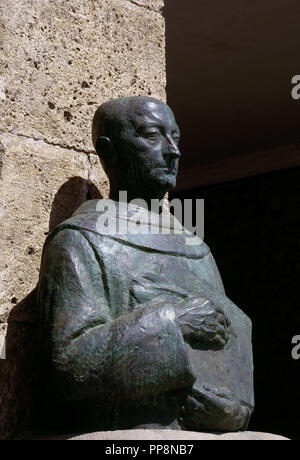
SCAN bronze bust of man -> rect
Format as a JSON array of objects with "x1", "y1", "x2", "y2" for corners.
[{"x1": 37, "y1": 96, "x2": 254, "y2": 433}]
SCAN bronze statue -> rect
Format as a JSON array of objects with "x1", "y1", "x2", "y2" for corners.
[{"x1": 37, "y1": 96, "x2": 254, "y2": 432}]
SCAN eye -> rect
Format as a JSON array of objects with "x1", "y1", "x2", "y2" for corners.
[{"x1": 143, "y1": 130, "x2": 160, "y2": 140}]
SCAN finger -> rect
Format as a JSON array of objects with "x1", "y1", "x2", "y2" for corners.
[
  {"x1": 191, "y1": 386, "x2": 228, "y2": 411},
  {"x1": 131, "y1": 285, "x2": 153, "y2": 304},
  {"x1": 216, "y1": 312, "x2": 227, "y2": 327},
  {"x1": 192, "y1": 386, "x2": 244, "y2": 421},
  {"x1": 200, "y1": 324, "x2": 220, "y2": 338},
  {"x1": 186, "y1": 395, "x2": 209, "y2": 415},
  {"x1": 214, "y1": 304, "x2": 225, "y2": 315},
  {"x1": 202, "y1": 321, "x2": 227, "y2": 341},
  {"x1": 209, "y1": 387, "x2": 235, "y2": 400},
  {"x1": 215, "y1": 306, "x2": 230, "y2": 325},
  {"x1": 131, "y1": 276, "x2": 152, "y2": 290},
  {"x1": 198, "y1": 299, "x2": 211, "y2": 308},
  {"x1": 131, "y1": 280, "x2": 166, "y2": 303},
  {"x1": 142, "y1": 272, "x2": 164, "y2": 284},
  {"x1": 215, "y1": 322, "x2": 229, "y2": 341},
  {"x1": 209, "y1": 336, "x2": 226, "y2": 349},
  {"x1": 199, "y1": 323, "x2": 228, "y2": 344},
  {"x1": 211, "y1": 306, "x2": 231, "y2": 329},
  {"x1": 208, "y1": 328, "x2": 230, "y2": 347}
]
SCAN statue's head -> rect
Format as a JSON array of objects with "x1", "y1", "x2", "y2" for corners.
[{"x1": 92, "y1": 96, "x2": 181, "y2": 199}]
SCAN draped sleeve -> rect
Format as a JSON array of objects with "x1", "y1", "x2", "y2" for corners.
[{"x1": 37, "y1": 228, "x2": 196, "y2": 404}]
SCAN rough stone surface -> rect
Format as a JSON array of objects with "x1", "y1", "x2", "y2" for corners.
[
  {"x1": 126, "y1": 0, "x2": 164, "y2": 13},
  {"x1": 0, "y1": 133, "x2": 109, "y2": 323},
  {"x1": 0, "y1": 135, "x2": 108, "y2": 440},
  {"x1": 0, "y1": 0, "x2": 166, "y2": 152},
  {"x1": 0, "y1": 0, "x2": 166, "y2": 440},
  {"x1": 17, "y1": 429, "x2": 290, "y2": 440}
]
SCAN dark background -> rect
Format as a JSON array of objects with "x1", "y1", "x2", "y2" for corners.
[{"x1": 165, "y1": 1, "x2": 300, "y2": 439}]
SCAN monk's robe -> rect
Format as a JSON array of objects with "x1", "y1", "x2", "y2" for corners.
[{"x1": 37, "y1": 199, "x2": 254, "y2": 432}]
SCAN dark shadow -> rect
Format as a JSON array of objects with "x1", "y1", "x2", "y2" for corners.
[
  {"x1": 49, "y1": 177, "x2": 102, "y2": 232},
  {"x1": 1, "y1": 177, "x2": 103, "y2": 439},
  {"x1": 0, "y1": 289, "x2": 38, "y2": 440},
  {"x1": 164, "y1": 0, "x2": 300, "y2": 180},
  {"x1": 171, "y1": 166, "x2": 300, "y2": 440}
]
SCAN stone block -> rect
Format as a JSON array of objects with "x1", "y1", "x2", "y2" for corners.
[
  {"x1": 0, "y1": 0, "x2": 166, "y2": 152},
  {"x1": 125, "y1": 0, "x2": 164, "y2": 13},
  {"x1": 0, "y1": 133, "x2": 108, "y2": 323}
]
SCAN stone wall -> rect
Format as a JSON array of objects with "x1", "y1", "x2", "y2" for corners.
[{"x1": 0, "y1": 0, "x2": 165, "y2": 439}]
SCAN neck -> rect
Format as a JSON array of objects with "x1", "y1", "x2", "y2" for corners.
[{"x1": 109, "y1": 187, "x2": 167, "y2": 211}]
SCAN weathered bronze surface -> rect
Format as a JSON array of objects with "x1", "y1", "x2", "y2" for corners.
[{"x1": 37, "y1": 97, "x2": 254, "y2": 432}]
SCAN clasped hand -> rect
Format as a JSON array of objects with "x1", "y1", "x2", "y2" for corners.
[
  {"x1": 175, "y1": 297, "x2": 229, "y2": 349},
  {"x1": 132, "y1": 272, "x2": 230, "y2": 350}
]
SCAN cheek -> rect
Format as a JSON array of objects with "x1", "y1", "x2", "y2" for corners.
[
  {"x1": 118, "y1": 138, "x2": 164, "y2": 170},
  {"x1": 139, "y1": 141, "x2": 164, "y2": 162},
  {"x1": 133, "y1": 145, "x2": 162, "y2": 167}
]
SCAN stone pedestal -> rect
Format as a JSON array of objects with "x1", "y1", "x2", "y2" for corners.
[{"x1": 18, "y1": 429, "x2": 290, "y2": 440}]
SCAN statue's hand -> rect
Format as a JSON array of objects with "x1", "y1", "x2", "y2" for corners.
[
  {"x1": 131, "y1": 272, "x2": 229, "y2": 350},
  {"x1": 181, "y1": 384, "x2": 251, "y2": 432},
  {"x1": 175, "y1": 298, "x2": 230, "y2": 350}
]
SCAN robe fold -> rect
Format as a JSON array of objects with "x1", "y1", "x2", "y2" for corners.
[{"x1": 37, "y1": 199, "x2": 254, "y2": 431}]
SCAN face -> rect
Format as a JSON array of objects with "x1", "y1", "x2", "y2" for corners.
[{"x1": 112, "y1": 99, "x2": 181, "y2": 196}]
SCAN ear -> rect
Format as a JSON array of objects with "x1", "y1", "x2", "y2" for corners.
[{"x1": 95, "y1": 136, "x2": 112, "y2": 161}]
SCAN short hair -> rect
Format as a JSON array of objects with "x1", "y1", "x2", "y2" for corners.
[
  {"x1": 92, "y1": 98, "x2": 123, "y2": 150},
  {"x1": 92, "y1": 96, "x2": 166, "y2": 150}
]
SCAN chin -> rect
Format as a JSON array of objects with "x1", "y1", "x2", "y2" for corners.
[{"x1": 150, "y1": 173, "x2": 177, "y2": 192}]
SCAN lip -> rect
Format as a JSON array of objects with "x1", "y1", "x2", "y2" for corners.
[
  {"x1": 165, "y1": 168, "x2": 177, "y2": 174},
  {"x1": 159, "y1": 167, "x2": 178, "y2": 174}
]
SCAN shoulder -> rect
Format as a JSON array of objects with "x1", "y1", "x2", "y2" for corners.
[
  {"x1": 42, "y1": 227, "x2": 95, "y2": 265},
  {"x1": 45, "y1": 199, "x2": 110, "y2": 247}
]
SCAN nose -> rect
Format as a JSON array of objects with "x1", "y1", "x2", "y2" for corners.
[{"x1": 164, "y1": 136, "x2": 181, "y2": 160}]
